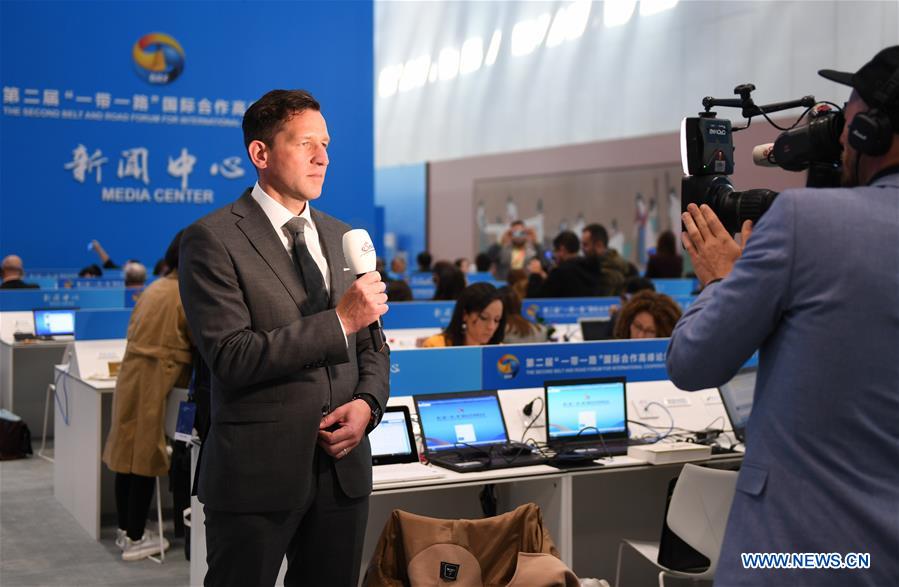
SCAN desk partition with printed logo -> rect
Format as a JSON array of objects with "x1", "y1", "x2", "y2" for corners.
[
  {"x1": 389, "y1": 340, "x2": 672, "y2": 396},
  {"x1": 521, "y1": 298, "x2": 621, "y2": 324},
  {"x1": 482, "y1": 340, "x2": 670, "y2": 388}
]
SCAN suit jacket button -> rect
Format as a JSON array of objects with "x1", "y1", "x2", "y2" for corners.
[{"x1": 322, "y1": 404, "x2": 330, "y2": 416}]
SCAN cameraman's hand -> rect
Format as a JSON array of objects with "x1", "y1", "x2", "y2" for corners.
[
  {"x1": 681, "y1": 203, "x2": 753, "y2": 286},
  {"x1": 335, "y1": 272, "x2": 388, "y2": 334}
]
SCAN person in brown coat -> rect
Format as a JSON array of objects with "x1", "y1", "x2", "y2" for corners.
[{"x1": 102, "y1": 231, "x2": 192, "y2": 561}]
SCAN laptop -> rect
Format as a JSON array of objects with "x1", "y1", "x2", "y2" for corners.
[
  {"x1": 414, "y1": 390, "x2": 546, "y2": 473},
  {"x1": 370, "y1": 406, "x2": 445, "y2": 485},
  {"x1": 579, "y1": 317, "x2": 615, "y2": 341},
  {"x1": 544, "y1": 377, "x2": 645, "y2": 457},
  {"x1": 32, "y1": 308, "x2": 76, "y2": 340},
  {"x1": 717, "y1": 366, "x2": 756, "y2": 443}
]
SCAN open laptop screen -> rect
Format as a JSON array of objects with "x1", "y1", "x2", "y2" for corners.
[
  {"x1": 579, "y1": 318, "x2": 614, "y2": 341},
  {"x1": 33, "y1": 309, "x2": 75, "y2": 337},
  {"x1": 545, "y1": 377, "x2": 628, "y2": 442},
  {"x1": 415, "y1": 391, "x2": 508, "y2": 452},
  {"x1": 369, "y1": 406, "x2": 418, "y2": 465},
  {"x1": 718, "y1": 367, "x2": 756, "y2": 441}
]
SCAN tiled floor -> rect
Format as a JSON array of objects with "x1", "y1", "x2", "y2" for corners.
[{"x1": 0, "y1": 450, "x2": 190, "y2": 586}]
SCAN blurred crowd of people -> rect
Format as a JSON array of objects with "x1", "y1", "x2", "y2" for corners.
[
  {"x1": 379, "y1": 219, "x2": 686, "y2": 348},
  {"x1": 3, "y1": 218, "x2": 685, "y2": 351}
]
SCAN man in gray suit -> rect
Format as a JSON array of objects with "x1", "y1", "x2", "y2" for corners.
[
  {"x1": 668, "y1": 47, "x2": 899, "y2": 585},
  {"x1": 180, "y1": 89, "x2": 389, "y2": 586}
]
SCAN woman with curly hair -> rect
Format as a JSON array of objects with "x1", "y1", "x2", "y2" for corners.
[{"x1": 613, "y1": 290, "x2": 682, "y2": 339}]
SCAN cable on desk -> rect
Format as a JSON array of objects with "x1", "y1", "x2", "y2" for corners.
[
  {"x1": 627, "y1": 400, "x2": 675, "y2": 442},
  {"x1": 519, "y1": 396, "x2": 543, "y2": 444},
  {"x1": 53, "y1": 368, "x2": 70, "y2": 426}
]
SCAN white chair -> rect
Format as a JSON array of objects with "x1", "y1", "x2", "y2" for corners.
[
  {"x1": 614, "y1": 464, "x2": 738, "y2": 587},
  {"x1": 147, "y1": 386, "x2": 190, "y2": 564}
]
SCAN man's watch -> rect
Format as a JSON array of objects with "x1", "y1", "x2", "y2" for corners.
[{"x1": 353, "y1": 393, "x2": 382, "y2": 434}]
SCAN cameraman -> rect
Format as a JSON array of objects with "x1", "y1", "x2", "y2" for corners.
[{"x1": 668, "y1": 47, "x2": 899, "y2": 585}]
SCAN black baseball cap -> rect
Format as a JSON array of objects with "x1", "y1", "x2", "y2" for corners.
[{"x1": 819, "y1": 46, "x2": 899, "y2": 118}]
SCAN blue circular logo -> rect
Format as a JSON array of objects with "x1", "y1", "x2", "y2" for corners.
[
  {"x1": 497, "y1": 354, "x2": 520, "y2": 379},
  {"x1": 132, "y1": 33, "x2": 185, "y2": 85}
]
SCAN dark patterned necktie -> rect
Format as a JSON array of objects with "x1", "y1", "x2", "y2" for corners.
[{"x1": 284, "y1": 217, "x2": 329, "y2": 314}]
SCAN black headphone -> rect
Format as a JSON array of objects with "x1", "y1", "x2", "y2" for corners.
[{"x1": 849, "y1": 66, "x2": 899, "y2": 156}]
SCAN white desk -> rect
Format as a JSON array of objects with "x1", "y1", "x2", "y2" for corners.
[
  {"x1": 52, "y1": 367, "x2": 116, "y2": 540},
  {"x1": 53, "y1": 357, "x2": 184, "y2": 541},
  {"x1": 189, "y1": 448, "x2": 740, "y2": 584},
  {"x1": 187, "y1": 380, "x2": 741, "y2": 583},
  {"x1": 0, "y1": 339, "x2": 69, "y2": 436}
]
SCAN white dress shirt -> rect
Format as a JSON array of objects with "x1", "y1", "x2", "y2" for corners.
[
  {"x1": 250, "y1": 182, "x2": 347, "y2": 343},
  {"x1": 251, "y1": 182, "x2": 331, "y2": 294}
]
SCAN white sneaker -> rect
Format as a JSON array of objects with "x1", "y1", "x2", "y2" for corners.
[
  {"x1": 121, "y1": 529, "x2": 170, "y2": 561},
  {"x1": 115, "y1": 529, "x2": 127, "y2": 551}
]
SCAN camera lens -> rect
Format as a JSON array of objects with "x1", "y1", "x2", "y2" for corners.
[{"x1": 708, "y1": 178, "x2": 779, "y2": 233}]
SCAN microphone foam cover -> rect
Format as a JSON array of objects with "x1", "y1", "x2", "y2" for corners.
[{"x1": 342, "y1": 229, "x2": 377, "y2": 274}]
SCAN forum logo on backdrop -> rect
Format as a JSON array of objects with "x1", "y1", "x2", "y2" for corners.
[
  {"x1": 497, "y1": 354, "x2": 520, "y2": 380},
  {"x1": 132, "y1": 33, "x2": 185, "y2": 85}
]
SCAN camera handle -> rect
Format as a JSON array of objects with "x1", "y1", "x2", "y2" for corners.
[{"x1": 702, "y1": 84, "x2": 816, "y2": 121}]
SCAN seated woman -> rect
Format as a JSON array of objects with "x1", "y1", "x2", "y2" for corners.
[
  {"x1": 422, "y1": 283, "x2": 506, "y2": 347},
  {"x1": 645, "y1": 230, "x2": 683, "y2": 279},
  {"x1": 432, "y1": 261, "x2": 467, "y2": 301},
  {"x1": 613, "y1": 290, "x2": 682, "y2": 339},
  {"x1": 500, "y1": 287, "x2": 549, "y2": 344}
]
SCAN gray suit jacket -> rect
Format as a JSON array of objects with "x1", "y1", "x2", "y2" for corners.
[
  {"x1": 180, "y1": 189, "x2": 389, "y2": 512},
  {"x1": 667, "y1": 173, "x2": 899, "y2": 586}
]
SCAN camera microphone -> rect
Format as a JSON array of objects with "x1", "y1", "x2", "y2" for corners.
[
  {"x1": 341, "y1": 229, "x2": 387, "y2": 353},
  {"x1": 752, "y1": 143, "x2": 777, "y2": 167}
]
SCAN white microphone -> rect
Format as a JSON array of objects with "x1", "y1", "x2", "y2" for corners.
[
  {"x1": 752, "y1": 143, "x2": 777, "y2": 167},
  {"x1": 341, "y1": 229, "x2": 386, "y2": 352}
]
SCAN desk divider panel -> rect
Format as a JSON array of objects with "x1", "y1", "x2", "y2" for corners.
[
  {"x1": 382, "y1": 301, "x2": 455, "y2": 329},
  {"x1": 389, "y1": 339, "x2": 672, "y2": 396},
  {"x1": 74, "y1": 309, "x2": 132, "y2": 341},
  {"x1": 0, "y1": 289, "x2": 130, "y2": 311},
  {"x1": 651, "y1": 278, "x2": 699, "y2": 296},
  {"x1": 521, "y1": 298, "x2": 620, "y2": 324},
  {"x1": 57, "y1": 278, "x2": 125, "y2": 289},
  {"x1": 385, "y1": 296, "x2": 697, "y2": 331}
]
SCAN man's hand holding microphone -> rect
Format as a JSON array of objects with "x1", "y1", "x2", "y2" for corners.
[{"x1": 321, "y1": 229, "x2": 388, "y2": 460}]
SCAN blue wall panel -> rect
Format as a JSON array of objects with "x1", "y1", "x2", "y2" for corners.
[
  {"x1": 374, "y1": 164, "x2": 426, "y2": 265},
  {"x1": 1, "y1": 1, "x2": 374, "y2": 269}
]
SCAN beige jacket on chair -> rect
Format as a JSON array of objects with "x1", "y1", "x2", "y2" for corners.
[{"x1": 364, "y1": 503, "x2": 579, "y2": 587}]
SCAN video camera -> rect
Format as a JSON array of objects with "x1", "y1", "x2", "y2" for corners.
[{"x1": 681, "y1": 83, "x2": 844, "y2": 233}]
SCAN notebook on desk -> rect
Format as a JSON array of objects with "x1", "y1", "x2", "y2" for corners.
[
  {"x1": 718, "y1": 366, "x2": 756, "y2": 443},
  {"x1": 414, "y1": 390, "x2": 546, "y2": 473},
  {"x1": 370, "y1": 406, "x2": 445, "y2": 485},
  {"x1": 544, "y1": 377, "x2": 646, "y2": 458}
]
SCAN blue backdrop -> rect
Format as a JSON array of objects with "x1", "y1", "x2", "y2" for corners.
[
  {"x1": 0, "y1": 1, "x2": 375, "y2": 269},
  {"x1": 374, "y1": 163, "x2": 427, "y2": 265}
]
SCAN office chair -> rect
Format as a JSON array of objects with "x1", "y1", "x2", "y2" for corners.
[{"x1": 614, "y1": 464, "x2": 738, "y2": 587}]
